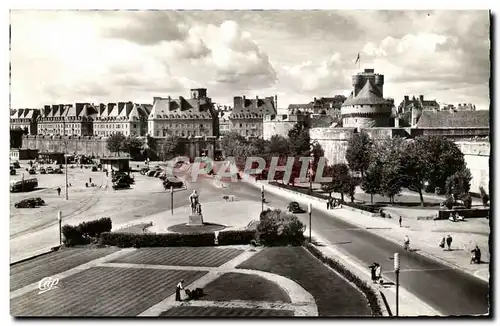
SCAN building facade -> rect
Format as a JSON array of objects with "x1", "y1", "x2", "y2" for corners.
[
  {"x1": 398, "y1": 95, "x2": 440, "y2": 126},
  {"x1": 94, "y1": 102, "x2": 151, "y2": 137},
  {"x1": 10, "y1": 108, "x2": 39, "y2": 135},
  {"x1": 148, "y1": 88, "x2": 218, "y2": 138},
  {"x1": 37, "y1": 103, "x2": 97, "y2": 136},
  {"x1": 341, "y1": 69, "x2": 393, "y2": 128},
  {"x1": 263, "y1": 112, "x2": 310, "y2": 140},
  {"x1": 229, "y1": 95, "x2": 277, "y2": 138},
  {"x1": 288, "y1": 95, "x2": 345, "y2": 118}
]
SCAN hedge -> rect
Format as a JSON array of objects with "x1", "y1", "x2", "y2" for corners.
[
  {"x1": 62, "y1": 225, "x2": 88, "y2": 246},
  {"x1": 62, "y1": 217, "x2": 112, "y2": 246},
  {"x1": 99, "y1": 232, "x2": 216, "y2": 248},
  {"x1": 217, "y1": 230, "x2": 256, "y2": 245},
  {"x1": 304, "y1": 243, "x2": 383, "y2": 316},
  {"x1": 341, "y1": 201, "x2": 380, "y2": 213}
]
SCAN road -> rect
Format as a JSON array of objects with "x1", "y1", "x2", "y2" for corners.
[{"x1": 194, "y1": 168, "x2": 489, "y2": 316}]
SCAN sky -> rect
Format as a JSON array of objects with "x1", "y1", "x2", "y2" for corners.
[{"x1": 10, "y1": 10, "x2": 491, "y2": 110}]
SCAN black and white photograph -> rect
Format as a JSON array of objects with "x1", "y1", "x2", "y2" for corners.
[{"x1": 6, "y1": 5, "x2": 492, "y2": 318}]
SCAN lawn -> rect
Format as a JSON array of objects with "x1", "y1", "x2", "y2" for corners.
[
  {"x1": 11, "y1": 266, "x2": 207, "y2": 316},
  {"x1": 237, "y1": 247, "x2": 372, "y2": 316},
  {"x1": 159, "y1": 306, "x2": 293, "y2": 317},
  {"x1": 110, "y1": 247, "x2": 243, "y2": 267},
  {"x1": 10, "y1": 247, "x2": 120, "y2": 291},
  {"x1": 202, "y1": 272, "x2": 291, "y2": 302}
]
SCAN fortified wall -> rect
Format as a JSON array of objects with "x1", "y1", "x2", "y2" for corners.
[
  {"x1": 21, "y1": 135, "x2": 221, "y2": 159},
  {"x1": 310, "y1": 127, "x2": 490, "y2": 194}
]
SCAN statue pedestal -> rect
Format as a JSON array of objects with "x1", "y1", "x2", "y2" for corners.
[{"x1": 188, "y1": 213, "x2": 204, "y2": 226}]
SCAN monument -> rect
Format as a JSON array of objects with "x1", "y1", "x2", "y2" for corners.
[{"x1": 188, "y1": 190, "x2": 204, "y2": 226}]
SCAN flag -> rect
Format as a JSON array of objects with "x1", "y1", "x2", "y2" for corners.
[{"x1": 355, "y1": 53, "x2": 360, "y2": 64}]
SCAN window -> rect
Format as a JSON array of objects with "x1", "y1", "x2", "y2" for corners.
[
  {"x1": 239, "y1": 123, "x2": 242, "y2": 128},
  {"x1": 133, "y1": 124, "x2": 137, "y2": 128}
]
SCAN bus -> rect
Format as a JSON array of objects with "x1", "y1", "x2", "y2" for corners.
[{"x1": 10, "y1": 178, "x2": 38, "y2": 193}]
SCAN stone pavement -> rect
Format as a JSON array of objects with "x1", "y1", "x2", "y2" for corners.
[{"x1": 11, "y1": 247, "x2": 318, "y2": 317}]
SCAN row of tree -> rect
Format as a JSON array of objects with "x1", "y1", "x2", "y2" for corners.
[
  {"x1": 105, "y1": 133, "x2": 183, "y2": 160},
  {"x1": 337, "y1": 132, "x2": 474, "y2": 206}
]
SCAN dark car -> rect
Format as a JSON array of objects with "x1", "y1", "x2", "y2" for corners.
[
  {"x1": 163, "y1": 177, "x2": 184, "y2": 190},
  {"x1": 154, "y1": 171, "x2": 162, "y2": 178},
  {"x1": 91, "y1": 166, "x2": 98, "y2": 172},
  {"x1": 287, "y1": 201, "x2": 306, "y2": 214},
  {"x1": 147, "y1": 170, "x2": 157, "y2": 177},
  {"x1": 111, "y1": 172, "x2": 129, "y2": 183},
  {"x1": 39, "y1": 167, "x2": 46, "y2": 174},
  {"x1": 28, "y1": 168, "x2": 36, "y2": 175},
  {"x1": 15, "y1": 197, "x2": 45, "y2": 208},
  {"x1": 112, "y1": 179, "x2": 131, "y2": 190},
  {"x1": 12, "y1": 161, "x2": 21, "y2": 169},
  {"x1": 113, "y1": 174, "x2": 134, "y2": 185},
  {"x1": 54, "y1": 168, "x2": 63, "y2": 174},
  {"x1": 46, "y1": 167, "x2": 54, "y2": 174},
  {"x1": 140, "y1": 167, "x2": 149, "y2": 175},
  {"x1": 10, "y1": 168, "x2": 16, "y2": 175}
]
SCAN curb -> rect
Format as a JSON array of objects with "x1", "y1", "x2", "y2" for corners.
[{"x1": 10, "y1": 246, "x2": 59, "y2": 266}]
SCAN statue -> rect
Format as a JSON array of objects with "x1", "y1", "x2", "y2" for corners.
[
  {"x1": 196, "y1": 203, "x2": 202, "y2": 215},
  {"x1": 189, "y1": 190, "x2": 199, "y2": 214}
]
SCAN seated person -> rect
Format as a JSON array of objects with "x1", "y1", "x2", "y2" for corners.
[{"x1": 470, "y1": 246, "x2": 481, "y2": 264}]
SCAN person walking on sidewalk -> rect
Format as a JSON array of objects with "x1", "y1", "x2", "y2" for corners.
[
  {"x1": 446, "y1": 234, "x2": 453, "y2": 251},
  {"x1": 399, "y1": 216, "x2": 402, "y2": 227},
  {"x1": 404, "y1": 235, "x2": 410, "y2": 251},
  {"x1": 375, "y1": 263, "x2": 382, "y2": 284},
  {"x1": 56, "y1": 187, "x2": 61, "y2": 196},
  {"x1": 369, "y1": 263, "x2": 377, "y2": 283},
  {"x1": 439, "y1": 236, "x2": 445, "y2": 249},
  {"x1": 175, "y1": 280, "x2": 184, "y2": 302}
]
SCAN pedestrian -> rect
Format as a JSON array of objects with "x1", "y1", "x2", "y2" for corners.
[
  {"x1": 369, "y1": 263, "x2": 377, "y2": 283},
  {"x1": 175, "y1": 280, "x2": 184, "y2": 302},
  {"x1": 57, "y1": 187, "x2": 61, "y2": 196},
  {"x1": 89, "y1": 177, "x2": 92, "y2": 184},
  {"x1": 399, "y1": 216, "x2": 402, "y2": 227},
  {"x1": 446, "y1": 234, "x2": 453, "y2": 251},
  {"x1": 375, "y1": 263, "x2": 382, "y2": 284},
  {"x1": 106, "y1": 171, "x2": 109, "y2": 177},
  {"x1": 439, "y1": 236, "x2": 445, "y2": 249},
  {"x1": 404, "y1": 235, "x2": 410, "y2": 251}
]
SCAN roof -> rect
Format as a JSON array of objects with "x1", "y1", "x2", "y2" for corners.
[
  {"x1": 288, "y1": 103, "x2": 313, "y2": 109},
  {"x1": 342, "y1": 80, "x2": 390, "y2": 106},
  {"x1": 149, "y1": 96, "x2": 215, "y2": 119},
  {"x1": 310, "y1": 115, "x2": 335, "y2": 128},
  {"x1": 231, "y1": 97, "x2": 276, "y2": 117},
  {"x1": 416, "y1": 110, "x2": 490, "y2": 128}
]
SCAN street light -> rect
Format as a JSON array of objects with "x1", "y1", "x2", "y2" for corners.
[
  {"x1": 58, "y1": 211, "x2": 62, "y2": 245},
  {"x1": 394, "y1": 253, "x2": 400, "y2": 316},
  {"x1": 308, "y1": 203, "x2": 312, "y2": 242},
  {"x1": 170, "y1": 186, "x2": 174, "y2": 215},
  {"x1": 261, "y1": 185, "x2": 265, "y2": 212},
  {"x1": 64, "y1": 154, "x2": 71, "y2": 200},
  {"x1": 308, "y1": 153, "x2": 314, "y2": 195}
]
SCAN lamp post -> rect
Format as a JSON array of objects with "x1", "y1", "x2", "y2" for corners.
[
  {"x1": 261, "y1": 185, "x2": 265, "y2": 213},
  {"x1": 394, "y1": 253, "x2": 400, "y2": 316},
  {"x1": 170, "y1": 186, "x2": 174, "y2": 215},
  {"x1": 308, "y1": 153, "x2": 314, "y2": 195},
  {"x1": 64, "y1": 154, "x2": 70, "y2": 200},
  {"x1": 308, "y1": 203, "x2": 312, "y2": 242},
  {"x1": 58, "y1": 211, "x2": 62, "y2": 245}
]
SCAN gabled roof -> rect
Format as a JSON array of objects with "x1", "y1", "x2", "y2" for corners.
[
  {"x1": 416, "y1": 110, "x2": 490, "y2": 128},
  {"x1": 342, "y1": 79, "x2": 390, "y2": 106},
  {"x1": 231, "y1": 97, "x2": 276, "y2": 117}
]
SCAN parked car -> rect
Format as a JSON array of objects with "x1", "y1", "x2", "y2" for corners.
[
  {"x1": 54, "y1": 168, "x2": 63, "y2": 174},
  {"x1": 10, "y1": 168, "x2": 16, "y2": 175},
  {"x1": 112, "y1": 179, "x2": 131, "y2": 190},
  {"x1": 287, "y1": 201, "x2": 306, "y2": 214},
  {"x1": 111, "y1": 172, "x2": 129, "y2": 183},
  {"x1": 147, "y1": 170, "x2": 157, "y2": 177},
  {"x1": 46, "y1": 167, "x2": 54, "y2": 174},
  {"x1": 163, "y1": 176, "x2": 184, "y2": 190},
  {"x1": 91, "y1": 166, "x2": 98, "y2": 172},
  {"x1": 113, "y1": 175, "x2": 134, "y2": 185},
  {"x1": 154, "y1": 171, "x2": 162, "y2": 178},
  {"x1": 28, "y1": 168, "x2": 36, "y2": 175},
  {"x1": 140, "y1": 168, "x2": 149, "y2": 175},
  {"x1": 14, "y1": 197, "x2": 45, "y2": 208},
  {"x1": 39, "y1": 167, "x2": 46, "y2": 174},
  {"x1": 12, "y1": 161, "x2": 21, "y2": 169}
]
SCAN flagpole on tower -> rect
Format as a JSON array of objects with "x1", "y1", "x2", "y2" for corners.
[{"x1": 355, "y1": 52, "x2": 360, "y2": 70}]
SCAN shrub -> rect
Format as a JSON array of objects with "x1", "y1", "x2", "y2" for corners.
[
  {"x1": 99, "y1": 232, "x2": 216, "y2": 248},
  {"x1": 257, "y1": 209, "x2": 305, "y2": 246},
  {"x1": 78, "y1": 217, "x2": 112, "y2": 238},
  {"x1": 443, "y1": 196, "x2": 454, "y2": 210},
  {"x1": 218, "y1": 230, "x2": 256, "y2": 245},
  {"x1": 461, "y1": 193, "x2": 472, "y2": 209},
  {"x1": 304, "y1": 243, "x2": 382, "y2": 316},
  {"x1": 479, "y1": 186, "x2": 490, "y2": 207},
  {"x1": 62, "y1": 225, "x2": 88, "y2": 246}
]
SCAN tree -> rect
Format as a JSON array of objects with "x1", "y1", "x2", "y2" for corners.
[
  {"x1": 422, "y1": 136, "x2": 467, "y2": 194},
  {"x1": 122, "y1": 136, "x2": 143, "y2": 159},
  {"x1": 479, "y1": 186, "x2": 490, "y2": 207},
  {"x1": 345, "y1": 177, "x2": 357, "y2": 203},
  {"x1": 345, "y1": 131, "x2": 373, "y2": 178},
  {"x1": 106, "y1": 133, "x2": 126, "y2": 156},
  {"x1": 399, "y1": 138, "x2": 431, "y2": 206},
  {"x1": 445, "y1": 168, "x2": 472, "y2": 198},
  {"x1": 361, "y1": 162, "x2": 383, "y2": 204},
  {"x1": 323, "y1": 163, "x2": 351, "y2": 202},
  {"x1": 266, "y1": 135, "x2": 290, "y2": 157},
  {"x1": 220, "y1": 131, "x2": 248, "y2": 157},
  {"x1": 376, "y1": 138, "x2": 404, "y2": 203},
  {"x1": 158, "y1": 136, "x2": 180, "y2": 160},
  {"x1": 288, "y1": 122, "x2": 310, "y2": 157}
]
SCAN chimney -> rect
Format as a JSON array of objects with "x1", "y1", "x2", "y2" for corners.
[
  {"x1": 404, "y1": 95, "x2": 409, "y2": 102},
  {"x1": 243, "y1": 95, "x2": 246, "y2": 106},
  {"x1": 234, "y1": 96, "x2": 243, "y2": 108},
  {"x1": 419, "y1": 95, "x2": 424, "y2": 102},
  {"x1": 274, "y1": 94, "x2": 278, "y2": 109},
  {"x1": 255, "y1": 96, "x2": 259, "y2": 109},
  {"x1": 394, "y1": 117, "x2": 400, "y2": 128}
]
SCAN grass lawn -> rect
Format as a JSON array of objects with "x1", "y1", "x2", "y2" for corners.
[
  {"x1": 160, "y1": 306, "x2": 293, "y2": 317},
  {"x1": 10, "y1": 247, "x2": 120, "y2": 291},
  {"x1": 202, "y1": 272, "x2": 291, "y2": 302},
  {"x1": 237, "y1": 247, "x2": 372, "y2": 316},
  {"x1": 11, "y1": 266, "x2": 207, "y2": 316},
  {"x1": 114, "y1": 223, "x2": 152, "y2": 234},
  {"x1": 110, "y1": 247, "x2": 243, "y2": 267},
  {"x1": 167, "y1": 223, "x2": 226, "y2": 233}
]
